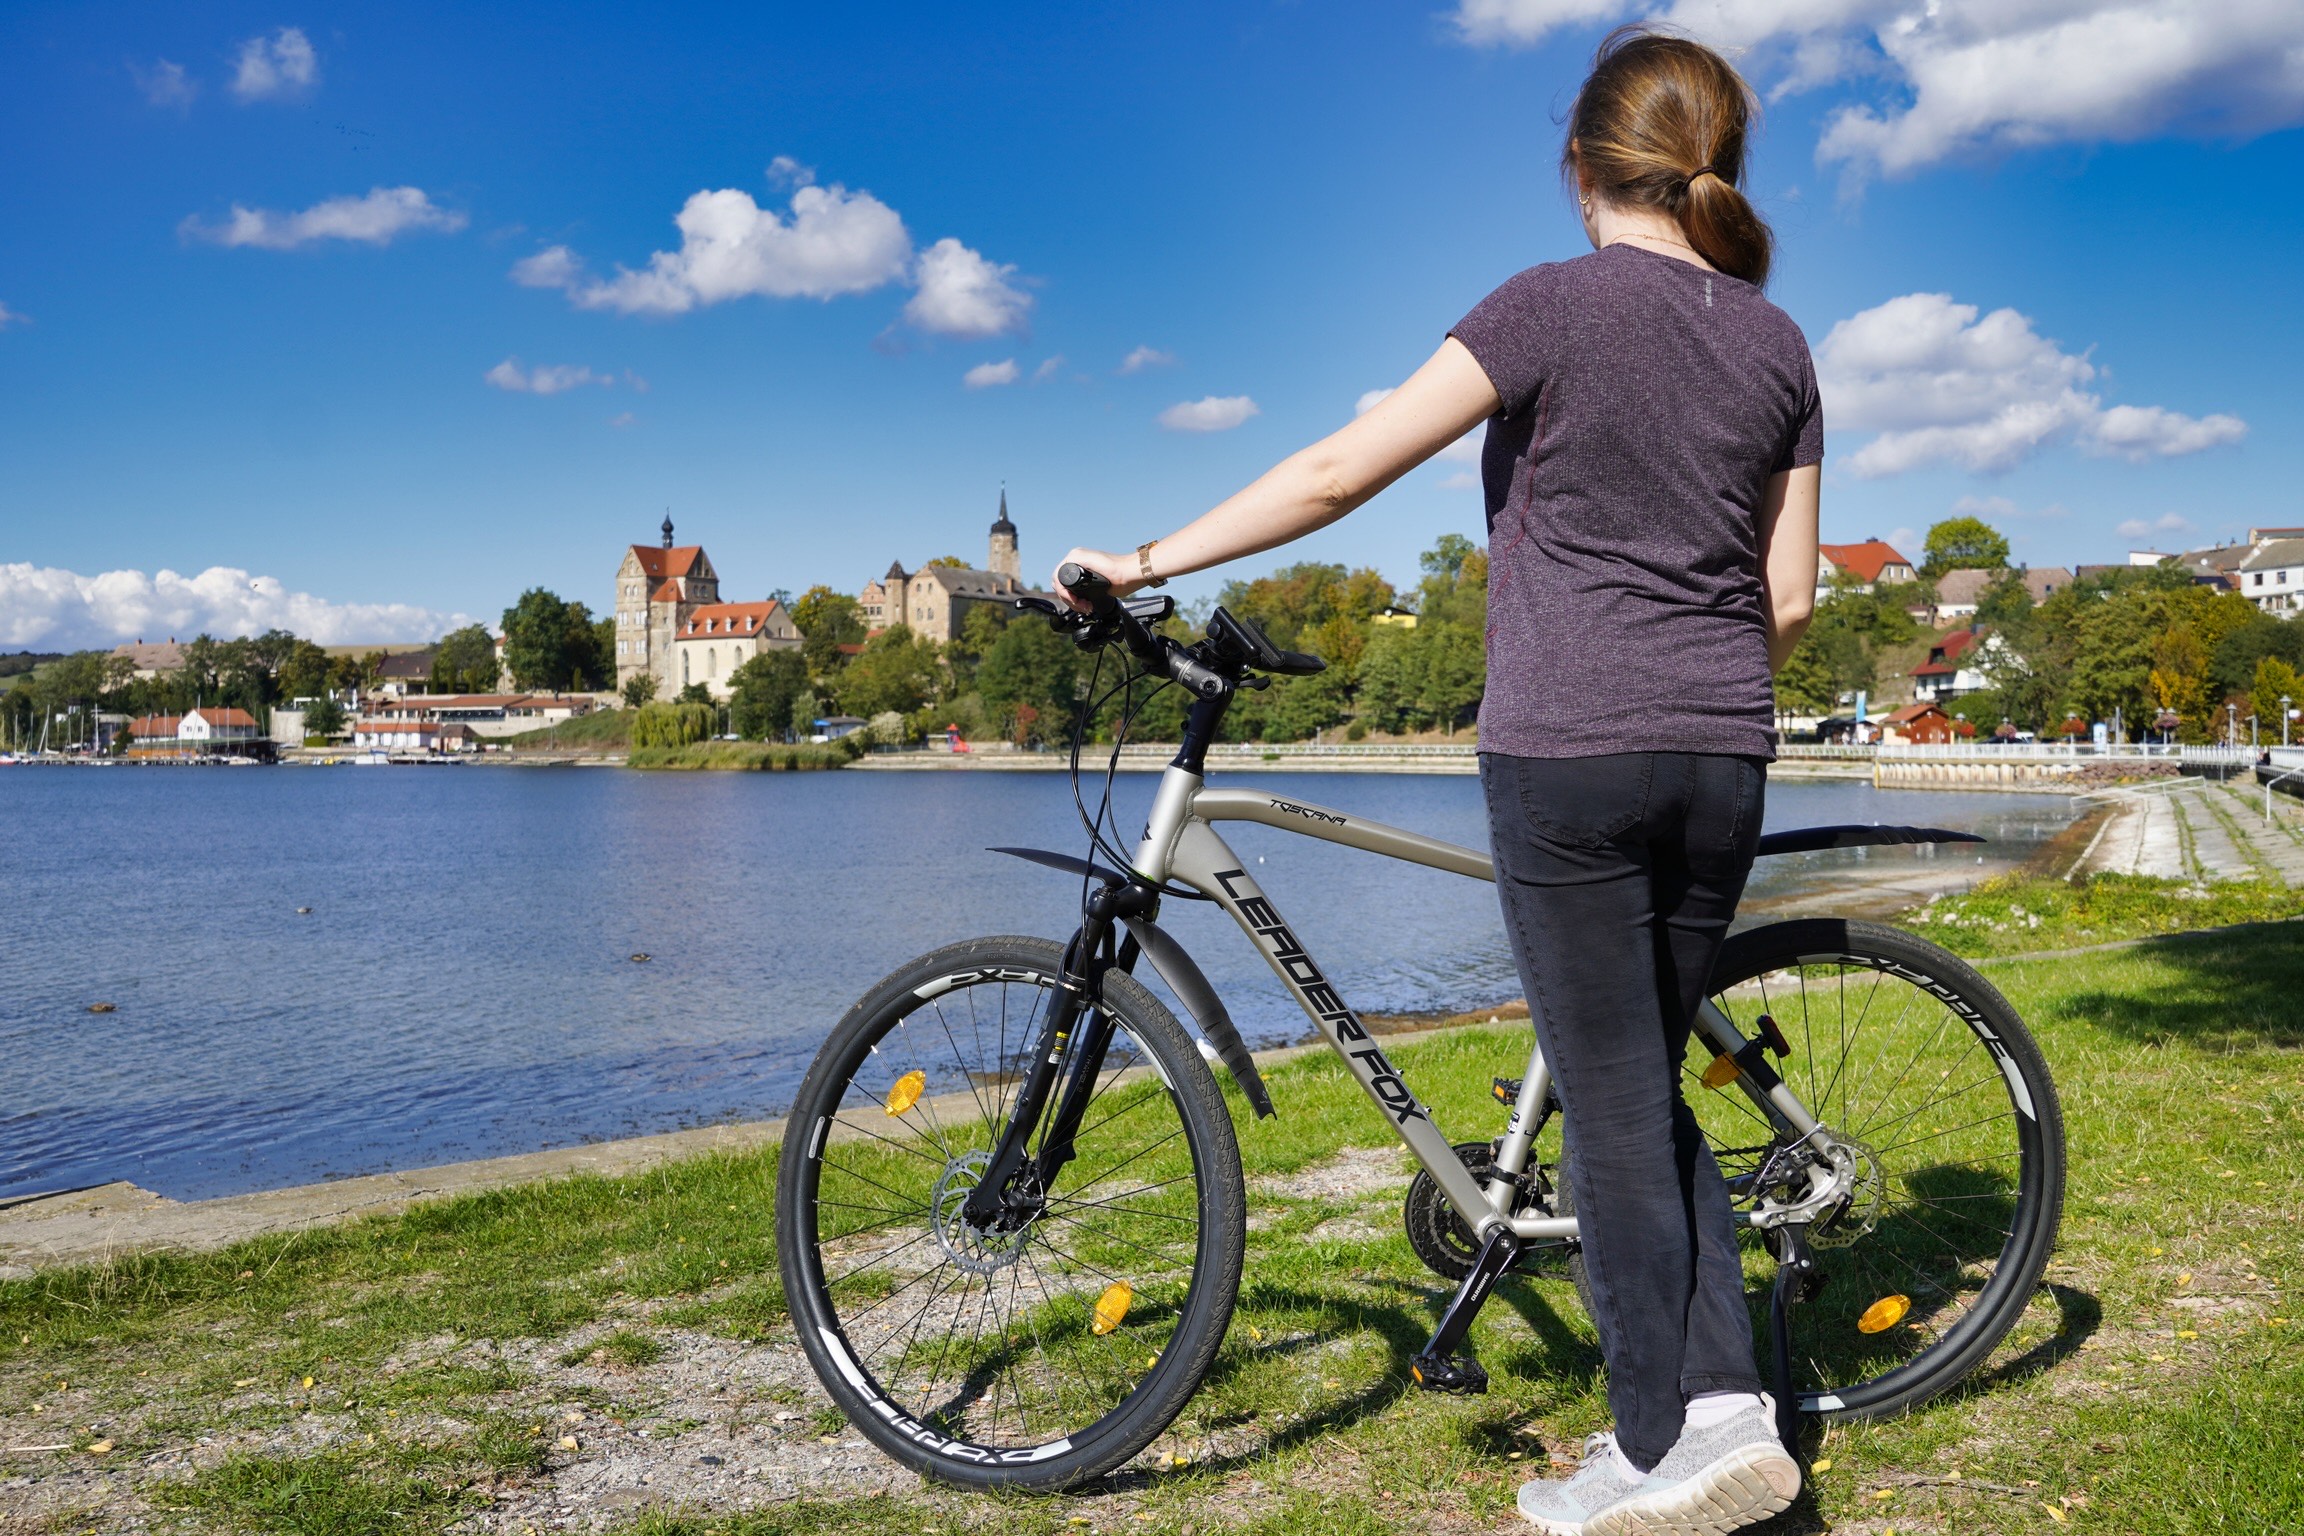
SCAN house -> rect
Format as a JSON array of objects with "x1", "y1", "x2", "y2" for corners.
[
  {"x1": 126, "y1": 707, "x2": 264, "y2": 759},
  {"x1": 360, "y1": 693, "x2": 593, "y2": 739},
  {"x1": 374, "y1": 648, "x2": 438, "y2": 696},
  {"x1": 353, "y1": 718, "x2": 440, "y2": 753},
  {"x1": 110, "y1": 639, "x2": 185, "y2": 679},
  {"x1": 2233, "y1": 538, "x2": 2304, "y2": 615},
  {"x1": 670, "y1": 600, "x2": 801, "y2": 699},
  {"x1": 1817, "y1": 539, "x2": 1917, "y2": 597},
  {"x1": 1929, "y1": 565, "x2": 2072, "y2": 623},
  {"x1": 861, "y1": 491, "x2": 1046, "y2": 643},
  {"x1": 1909, "y1": 628, "x2": 2014, "y2": 701},
  {"x1": 1880, "y1": 701, "x2": 1973, "y2": 745},
  {"x1": 817, "y1": 714, "x2": 867, "y2": 741},
  {"x1": 613, "y1": 515, "x2": 724, "y2": 695},
  {"x1": 1372, "y1": 605, "x2": 1419, "y2": 628}
]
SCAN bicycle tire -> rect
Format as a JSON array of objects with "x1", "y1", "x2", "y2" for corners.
[
  {"x1": 776, "y1": 936, "x2": 1247, "y2": 1490},
  {"x1": 1696, "y1": 918, "x2": 2065, "y2": 1421}
]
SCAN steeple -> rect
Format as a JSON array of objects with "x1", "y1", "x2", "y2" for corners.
[
  {"x1": 660, "y1": 512, "x2": 675, "y2": 549},
  {"x1": 987, "y1": 485, "x2": 1020, "y2": 581}
]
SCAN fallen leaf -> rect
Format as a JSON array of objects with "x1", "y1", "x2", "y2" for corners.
[
  {"x1": 1873, "y1": 1488, "x2": 1895, "y2": 1501},
  {"x1": 2045, "y1": 1505, "x2": 2068, "y2": 1524},
  {"x1": 1810, "y1": 1458, "x2": 1833, "y2": 1473},
  {"x1": 2178, "y1": 1272, "x2": 2193, "y2": 1286},
  {"x1": 301, "y1": 1376, "x2": 315, "y2": 1390},
  {"x1": 2177, "y1": 1329, "x2": 2199, "y2": 1339},
  {"x1": 232, "y1": 1378, "x2": 256, "y2": 1388},
  {"x1": 86, "y1": 1440, "x2": 113, "y2": 1455},
  {"x1": 558, "y1": 1435, "x2": 579, "y2": 1451}
]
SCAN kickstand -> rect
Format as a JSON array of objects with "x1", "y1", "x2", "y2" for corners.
[
  {"x1": 1766, "y1": 1222, "x2": 1819, "y2": 1458},
  {"x1": 1410, "y1": 1223, "x2": 1521, "y2": 1394}
]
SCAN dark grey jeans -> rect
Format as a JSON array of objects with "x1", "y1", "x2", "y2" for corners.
[{"x1": 1480, "y1": 750, "x2": 1768, "y2": 1471}]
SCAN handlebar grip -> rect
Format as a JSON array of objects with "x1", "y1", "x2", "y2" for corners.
[{"x1": 1057, "y1": 562, "x2": 1112, "y2": 606}]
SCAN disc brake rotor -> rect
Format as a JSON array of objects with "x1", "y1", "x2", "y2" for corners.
[{"x1": 930, "y1": 1149, "x2": 1035, "y2": 1275}]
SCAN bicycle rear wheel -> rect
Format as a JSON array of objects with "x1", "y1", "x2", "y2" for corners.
[
  {"x1": 776, "y1": 936, "x2": 1246, "y2": 1490},
  {"x1": 1698, "y1": 918, "x2": 2065, "y2": 1421}
]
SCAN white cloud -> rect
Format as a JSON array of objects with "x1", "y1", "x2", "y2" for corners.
[
  {"x1": 2115, "y1": 512, "x2": 2195, "y2": 540},
  {"x1": 903, "y1": 238, "x2": 1032, "y2": 339},
  {"x1": 1814, "y1": 291, "x2": 2245, "y2": 476},
  {"x1": 485, "y1": 358, "x2": 610, "y2": 394},
  {"x1": 1159, "y1": 395, "x2": 1260, "y2": 433},
  {"x1": 1450, "y1": 3, "x2": 2304, "y2": 177},
  {"x1": 230, "y1": 27, "x2": 317, "y2": 103},
  {"x1": 519, "y1": 165, "x2": 1030, "y2": 340},
  {"x1": 133, "y1": 59, "x2": 197, "y2": 108},
  {"x1": 1033, "y1": 355, "x2": 1064, "y2": 382},
  {"x1": 562, "y1": 183, "x2": 910, "y2": 315},
  {"x1": 182, "y1": 186, "x2": 467, "y2": 250},
  {"x1": 0, "y1": 301, "x2": 25, "y2": 330},
  {"x1": 608, "y1": 411, "x2": 637, "y2": 429},
  {"x1": 1354, "y1": 386, "x2": 1483, "y2": 464},
  {"x1": 510, "y1": 245, "x2": 583, "y2": 289},
  {"x1": 0, "y1": 563, "x2": 472, "y2": 651},
  {"x1": 2086, "y1": 404, "x2": 2247, "y2": 461},
  {"x1": 1118, "y1": 345, "x2": 1177, "y2": 375},
  {"x1": 963, "y1": 358, "x2": 1020, "y2": 389}
]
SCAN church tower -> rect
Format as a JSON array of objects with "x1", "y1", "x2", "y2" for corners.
[{"x1": 987, "y1": 487, "x2": 1020, "y2": 582}]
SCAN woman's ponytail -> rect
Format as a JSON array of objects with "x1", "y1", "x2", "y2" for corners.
[{"x1": 1563, "y1": 28, "x2": 1774, "y2": 288}]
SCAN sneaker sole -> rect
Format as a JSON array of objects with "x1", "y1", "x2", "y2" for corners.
[{"x1": 1585, "y1": 1442, "x2": 1801, "y2": 1536}]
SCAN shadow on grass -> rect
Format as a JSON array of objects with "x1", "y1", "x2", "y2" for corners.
[{"x1": 2041, "y1": 925, "x2": 2304, "y2": 1050}]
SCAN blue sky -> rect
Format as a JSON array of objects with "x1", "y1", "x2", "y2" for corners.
[{"x1": 3, "y1": 1, "x2": 2300, "y2": 647}]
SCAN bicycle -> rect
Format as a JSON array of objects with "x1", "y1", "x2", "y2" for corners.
[{"x1": 776, "y1": 567, "x2": 2065, "y2": 1490}]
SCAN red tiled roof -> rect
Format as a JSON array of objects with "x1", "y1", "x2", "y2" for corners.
[
  {"x1": 130, "y1": 714, "x2": 183, "y2": 737},
  {"x1": 190, "y1": 707, "x2": 260, "y2": 728},
  {"x1": 627, "y1": 544, "x2": 708, "y2": 580},
  {"x1": 1884, "y1": 702, "x2": 1944, "y2": 725},
  {"x1": 1820, "y1": 540, "x2": 1915, "y2": 583},
  {"x1": 677, "y1": 601, "x2": 786, "y2": 639}
]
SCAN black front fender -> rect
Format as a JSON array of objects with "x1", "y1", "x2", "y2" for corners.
[{"x1": 1122, "y1": 917, "x2": 1275, "y2": 1120}]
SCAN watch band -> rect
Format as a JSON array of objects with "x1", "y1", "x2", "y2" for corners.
[{"x1": 1136, "y1": 540, "x2": 1167, "y2": 588}]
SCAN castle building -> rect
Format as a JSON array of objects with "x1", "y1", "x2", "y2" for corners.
[
  {"x1": 859, "y1": 490, "x2": 1038, "y2": 645},
  {"x1": 671, "y1": 600, "x2": 801, "y2": 698},
  {"x1": 615, "y1": 515, "x2": 721, "y2": 694}
]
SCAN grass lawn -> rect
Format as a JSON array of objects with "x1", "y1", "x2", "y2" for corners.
[{"x1": 3, "y1": 906, "x2": 2297, "y2": 1534}]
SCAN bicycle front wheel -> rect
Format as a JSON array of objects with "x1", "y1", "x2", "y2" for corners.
[
  {"x1": 776, "y1": 936, "x2": 1246, "y2": 1490},
  {"x1": 1699, "y1": 918, "x2": 2065, "y2": 1422}
]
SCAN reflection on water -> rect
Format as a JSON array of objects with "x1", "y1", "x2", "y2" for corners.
[{"x1": 0, "y1": 768, "x2": 2075, "y2": 1201}]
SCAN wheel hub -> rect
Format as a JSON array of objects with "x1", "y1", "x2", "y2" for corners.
[
  {"x1": 1751, "y1": 1131, "x2": 1884, "y2": 1244},
  {"x1": 931, "y1": 1150, "x2": 1039, "y2": 1274}
]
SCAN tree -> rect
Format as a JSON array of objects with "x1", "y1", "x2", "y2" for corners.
[
  {"x1": 1973, "y1": 569, "x2": 2034, "y2": 629},
  {"x1": 1922, "y1": 516, "x2": 2011, "y2": 577},
  {"x1": 620, "y1": 673, "x2": 659, "y2": 708},
  {"x1": 676, "y1": 681, "x2": 713, "y2": 705},
  {"x1": 631, "y1": 701, "x2": 714, "y2": 748},
  {"x1": 431, "y1": 625, "x2": 501, "y2": 694},
  {"x1": 276, "y1": 638, "x2": 333, "y2": 702},
  {"x1": 302, "y1": 696, "x2": 347, "y2": 738},
  {"x1": 924, "y1": 555, "x2": 970, "y2": 569},
  {"x1": 501, "y1": 589, "x2": 610, "y2": 693},
  {"x1": 791, "y1": 585, "x2": 866, "y2": 675},
  {"x1": 978, "y1": 616, "x2": 1079, "y2": 742},
  {"x1": 838, "y1": 626, "x2": 941, "y2": 718},
  {"x1": 2252, "y1": 655, "x2": 2301, "y2": 738},
  {"x1": 1771, "y1": 637, "x2": 1837, "y2": 717},
  {"x1": 729, "y1": 649, "x2": 806, "y2": 741}
]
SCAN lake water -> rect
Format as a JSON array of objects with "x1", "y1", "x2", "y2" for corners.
[{"x1": 0, "y1": 766, "x2": 2078, "y2": 1203}]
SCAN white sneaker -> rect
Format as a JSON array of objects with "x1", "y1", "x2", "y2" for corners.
[{"x1": 1587, "y1": 1397, "x2": 1800, "y2": 1535}]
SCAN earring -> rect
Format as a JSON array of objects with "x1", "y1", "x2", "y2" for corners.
[{"x1": 1580, "y1": 196, "x2": 1592, "y2": 216}]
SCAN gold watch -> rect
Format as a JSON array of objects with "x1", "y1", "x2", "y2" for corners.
[{"x1": 1136, "y1": 540, "x2": 1167, "y2": 588}]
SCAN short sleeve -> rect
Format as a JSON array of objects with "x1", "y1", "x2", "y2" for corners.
[
  {"x1": 1776, "y1": 341, "x2": 1824, "y2": 473},
  {"x1": 1448, "y1": 266, "x2": 1557, "y2": 418}
]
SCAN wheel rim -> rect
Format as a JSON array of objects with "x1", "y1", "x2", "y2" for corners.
[
  {"x1": 1698, "y1": 949, "x2": 2050, "y2": 1411},
  {"x1": 797, "y1": 965, "x2": 1211, "y2": 1463}
]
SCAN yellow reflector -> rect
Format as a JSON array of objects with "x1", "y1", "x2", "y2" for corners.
[
  {"x1": 1091, "y1": 1282, "x2": 1134, "y2": 1336},
  {"x1": 884, "y1": 1070, "x2": 926, "y2": 1116},
  {"x1": 1857, "y1": 1294, "x2": 1911, "y2": 1334},
  {"x1": 1701, "y1": 1053, "x2": 1742, "y2": 1090}
]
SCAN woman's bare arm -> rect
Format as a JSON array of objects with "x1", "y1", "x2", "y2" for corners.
[
  {"x1": 1757, "y1": 463, "x2": 1821, "y2": 673},
  {"x1": 1055, "y1": 337, "x2": 1501, "y2": 601}
]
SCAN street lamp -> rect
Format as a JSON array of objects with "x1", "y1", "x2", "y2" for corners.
[
  {"x1": 2285, "y1": 695, "x2": 2293, "y2": 750},
  {"x1": 2228, "y1": 702, "x2": 2238, "y2": 747}
]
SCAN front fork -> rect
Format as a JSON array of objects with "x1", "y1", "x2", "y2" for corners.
[{"x1": 961, "y1": 881, "x2": 1156, "y2": 1228}]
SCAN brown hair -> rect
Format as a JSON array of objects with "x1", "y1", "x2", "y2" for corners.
[{"x1": 1563, "y1": 27, "x2": 1773, "y2": 287}]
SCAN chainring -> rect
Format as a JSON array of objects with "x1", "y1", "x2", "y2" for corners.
[{"x1": 1403, "y1": 1143, "x2": 1574, "y2": 1281}]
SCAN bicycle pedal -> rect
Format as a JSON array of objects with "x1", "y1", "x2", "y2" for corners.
[
  {"x1": 1409, "y1": 1352, "x2": 1489, "y2": 1395},
  {"x1": 1490, "y1": 1076, "x2": 1522, "y2": 1106}
]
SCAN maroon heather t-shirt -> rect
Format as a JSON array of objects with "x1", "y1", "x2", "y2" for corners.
[{"x1": 1449, "y1": 243, "x2": 1823, "y2": 761}]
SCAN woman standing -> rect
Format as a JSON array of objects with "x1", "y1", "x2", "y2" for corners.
[{"x1": 1057, "y1": 27, "x2": 1819, "y2": 1536}]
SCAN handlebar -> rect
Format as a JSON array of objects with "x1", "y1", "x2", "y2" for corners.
[{"x1": 1036, "y1": 563, "x2": 1228, "y2": 698}]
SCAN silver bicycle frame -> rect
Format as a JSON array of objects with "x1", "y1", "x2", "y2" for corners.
[{"x1": 1131, "y1": 767, "x2": 1828, "y2": 1243}]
